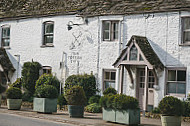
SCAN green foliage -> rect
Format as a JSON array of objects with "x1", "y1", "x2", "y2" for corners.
[
  {"x1": 11, "y1": 78, "x2": 22, "y2": 89},
  {"x1": 100, "y1": 94, "x2": 139, "y2": 110},
  {"x1": 0, "y1": 83, "x2": 6, "y2": 94},
  {"x1": 158, "y1": 96, "x2": 183, "y2": 116},
  {"x1": 34, "y1": 85, "x2": 58, "y2": 98},
  {"x1": 57, "y1": 94, "x2": 67, "y2": 110},
  {"x1": 22, "y1": 61, "x2": 41, "y2": 95},
  {"x1": 103, "y1": 87, "x2": 117, "y2": 96},
  {"x1": 36, "y1": 74, "x2": 60, "y2": 94},
  {"x1": 22, "y1": 91, "x2": 33, "y2": 102},
  {"x1": 88, "y1": 95, "x2": 101, "y2": 104},
  {"x1": 65, "y1": 85, "x2": 87, "y2": 106},
  {"x1": 64, "y1": 74, "x2": 98, "y2": 101},
  {"x1": 6, "y1": 87, "x2": 22, "y2": 99},
  {"x1": 85, "y1": 103, "x2": 102, "y2": 113},
  {"x1": 151, "y1": 107, "x2": 160, "y2": 114},
  {"x1": 182, "y1": 101, "x2": 190, "y2": 117}
]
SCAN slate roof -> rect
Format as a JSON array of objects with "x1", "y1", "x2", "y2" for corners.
[
  {"x1": 0, "y1": 0, "x2": 190, "y2": 20},
  {"x1": 0, "y1": 48, "x2": 15, "y2": 71},
  {"x1": 113, "y1": 35, "x2": 164, "y2": 69}
]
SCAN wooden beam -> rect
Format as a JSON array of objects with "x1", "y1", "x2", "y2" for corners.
[
  {"x1": 125, "y1": 65, "x2": 134, "y2": 84},
  {"x1": 143, "y1": 66, "x2": 148, "y2": 116},
  {"x1": 119, "y1": 65, "x2": 124, "y2": 94}
]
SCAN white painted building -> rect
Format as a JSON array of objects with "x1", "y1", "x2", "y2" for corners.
[{"x1": 0, "y1": 0, "x2": 190, "y2": 112}]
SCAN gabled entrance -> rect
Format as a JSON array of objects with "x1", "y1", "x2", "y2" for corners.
[{"x1": 113, "y1": 35, "x2": 164, "y2": 113}]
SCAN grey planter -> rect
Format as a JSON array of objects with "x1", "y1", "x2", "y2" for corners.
[
  {"x1": 68, "y1": 105, "x2": 84, "y2": 118},
  {"x1": 116, "y1": 109, "x2": 140, "y2": 125},
  {"x1": 7, "y1": 99, "x2": 22, "y2": 110},
  {"x1": 161, "y1": 115, "x2": 181, "y2": 126},
  {"x1": 33, "y1": 98, "x2": 57, "y2": 113},
  {"x1": 102, "y1": 108, "x2": 116, "y2": 122}
]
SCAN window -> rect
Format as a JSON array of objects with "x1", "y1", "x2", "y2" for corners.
[
  {"x1": 103, "y1": 69, "x2": 116, "y2": 90},
  {"x1": 43, "y1": 21, "x2": 54, "y2": 45},
  {"x1": 102, "y1": 21, "x2": 119, "y2": 41},
  {"x1": 1, "y1": 26, "x2": 10, "y2": 47},
  {"x1": 129, "y1": 45, "x2": 138, "y2": 61},
  {"x1": 166, "y1": 69, "x2": 186, "y2": 95},
  {"x1": 182, "y1": 17, "x2": 190, "y2": 44},
  {"x1": 42, "y1": 66, "x2": 52, "y2": 74}
]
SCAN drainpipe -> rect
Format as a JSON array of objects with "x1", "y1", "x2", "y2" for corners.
[
  {"x1": 60, "y1": 51, "x2": 67, "y2": 95},
  {"x1": 97, "y1": 17, "x2": 100, "y2": 94},
  {"x1": 14, "y1": 54, "x2": 20, "y2": 79}
]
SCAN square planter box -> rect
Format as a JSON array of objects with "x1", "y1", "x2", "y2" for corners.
[
  {"x1": 102, "y1": 108, "x2": 116, "y2": 122},
  {"x1": 7, "y1": 99, "x2": 22, "y2": 110},
  {"x1": 116, "y1": 109, "x2": 140, "y2": 125},
  {"x1": 161, "y1": 115, "x2": 181, "y2": 126},
  {"x1": 33, "y1": 98, "x2": 57, "y2": 113}
]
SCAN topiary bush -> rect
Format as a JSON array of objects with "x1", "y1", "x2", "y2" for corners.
[
  {"x1": 99, "y1": 94, "x2": 113, "y2": 108},
  {"x1": 34, "y1": 85, "x2": 58, "y2": 99},
  {"x1": 151, "y1": 107, "x2": 160, "y2": 114},
  {"x1": 85, "y1": 103, "x2": 102, "y2": 113},
  {"x1": 182, "y1": 101, "x2": 190, "y2": 117},
  {"x1": 6, "y1": 87, "x2": 22, "y2": 99},
  {"x1": 57, "y1": 94, "x2": 67, "y2": 110},
  {"x1": 64, "y1": 74, "x2": 98, "y2": 101},
  {"x1": 88, "y1": 95, "x2": 101, "y2": 104},
  {"x1": 103, "y1": 87, "x2": 117, "y2": 96},
  {"x1": 22, "y1": 61, "x2": 41, "y2": 95},
  {"x1": 65, "y1": 85, "x2": 87, "y2": 106},
  {"x1": 22, "y1": 91, "x2": 33, "y2": 102},
  {"x1": 36, "y1": 74, "x2": 60, "y2": 94},
  {"x1": 158, "y1": 96, "x2": 183, "y2": 116},
  {"x1": 11, "y1": 78, "x2": 22, "y2": 89}
]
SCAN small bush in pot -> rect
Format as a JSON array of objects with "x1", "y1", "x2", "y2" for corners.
[
  {"x1": 103, "y1": 87, "x2": 117, "y2": 96},
  {"x1": 158, "y1": 96, "x2": 183, "y2": 126},
  {"x1": 57, "y1": 94, "x2": 67, "y2": 110},
  {"x1": 10, "y1": 78, "x2": 22, "y2": 89},
  {"x1": 85, "y1": 103, "x2": 102, "y2": 113},
  {"x1": 6, "y1": 87, "x2": 22, "y2": 110},
  {"x1": 65, "y1": 85, "x2": 87, "y2": 117},
  {"x1": 33, "y1": 85, "x2": 58, "y2": 113},
  {"x1": 88, "y1": 95, "x2": 101, "y2": 104}
]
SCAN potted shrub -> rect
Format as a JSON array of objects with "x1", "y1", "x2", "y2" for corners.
[
  {"x1": 0, "y1": 83, "x2": 6, "y2": 106},
  {"x1": 159, "y1": 96, "x2": 183, "y2": 126},
  {"x1": 65, "y1": 85, "x2": 87, "y2": 118},
  {"x1": 6, "y1": 87, "x2": 22, "y2": 110},
  {"x1": 33, "y1": 85, "x2": 58, "y2": 113},
  {"x1": 100, "y1": 94, "x2": 140, "y2": 125}
]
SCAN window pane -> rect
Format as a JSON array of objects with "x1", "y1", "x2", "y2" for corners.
[
  {"x1": 184, "y1": 18, "x2": 190, "y2": 30},
  {"x1": 111, "y1": 72, "x2": 116, "y2": 80},
  {"x1": 103, "y1": 22, "x2": 110, "y2": 30},
  {"x1": 129, "y1": 45, "x2": 138, "y2": 61},
  {"x1": 105, "y1": 81, "x2": 115, "y2": 89},
  {"x1": 2, "y1": 39, "x2": 10, "y2": 46},
  {"x1": 105, "y1": 72, "x2": 110, "y2": 80},
  {"x1": 45, "y1": 23, "x2": 54, "y2": 34},
  {"x1": 184, "y1": 31, "x2": 190, "y2": 42},
  {"x1": 168, "y1": 70, "x2": 176, "y2": 81},
  {"x1": 113, "y1": 22, "x2": 118, "y2": 40},
  {"x1": 44, "y1": 35, "x2": 53, "y2": 44},
  {"x1": 2, "y1": 27, "x2": 10, "y2": 37},
  {"x1": 177, "y1": 70, "x2": 186, "y2": 81},
  {"x1": 177, "y1": 83, "x2": 186, "y2": 94},
  {"x1": 139, "y1": 54, "x2": 144, "y2": 61},
  {"x1": 168, "y1": 82, "x2": 177, "y2": 93},
  {"x1": 103, "y1": 31, "x2": 110, "y2": 40}
]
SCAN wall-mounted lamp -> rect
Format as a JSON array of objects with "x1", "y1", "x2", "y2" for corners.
[{"x1": 67, "y1": 18, "x2": 88, "y2": 31}]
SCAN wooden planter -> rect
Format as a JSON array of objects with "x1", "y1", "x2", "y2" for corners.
[
  {"x1": 7, "y1": 99, "x2": 22, "y2": 110},
  {"x1": 33, "y1": 98, "x2": 57, "y2": 113},
  {"x1": 103, "y1": 108, "x2": 140, "y2": 125},
  {"x1": 68, "y1": 105, "x2": 84, "y2": 118},
  {"x1": 161, "y1": 115, "x2": 181, "y2": 126}
]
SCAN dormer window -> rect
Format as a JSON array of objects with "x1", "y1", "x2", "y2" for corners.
[{"x1": 43, "y1": 21, "x2": 54, "y2": 46}]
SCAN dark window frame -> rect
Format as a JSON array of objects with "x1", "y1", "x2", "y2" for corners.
[
  {"x1": 181, "y1": 17, "x2": 190, "y2": 45},
  {"x1": 43, "y1": 21, "x2": 54, "y2": 46},
  {"x1": 1, "y1": 25, "x2": 10, "y2": 47},
  {"x1": 102, "y1": 69, "x2": 116, "y2": 91}
]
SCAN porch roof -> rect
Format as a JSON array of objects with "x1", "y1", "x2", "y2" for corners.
[
  {"x1": 0, "y1": 48, "x2": 15, "y2": 72},
  {"x1": 113, "y1": 35, "x2": 164, "y2": 70}
]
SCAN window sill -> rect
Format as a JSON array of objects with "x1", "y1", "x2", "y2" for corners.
[
  {"x1": 166, "y1": 93, "x2": 185, "y2": 98},
  {"x1": 40, "y1": 44, "x2": 54, "y2": 48},
  {"x1": 102, "y1": 40, "x2": 119, "y2": 43},
  {"x1": 2, "y1": 46, "x2": 11, "y2": 49},
  {"x1": 179, "y1": 43, "x2": 190, "y2": 46}
]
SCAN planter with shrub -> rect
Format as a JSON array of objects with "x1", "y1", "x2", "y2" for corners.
[
  {"x1": 65, "y1": 85, "x2": 87, "y2": 118},
  {"x1": 158, "y1": 96, "x2": 183, "y2": 126},
  {"x1": 100, "y1": 94, "x2": 140, "y2": 125},
  {"x1": 0, "y1": 83, "x2": 6, "y2": 106},
  {"x1": 33, "y1": 85, "x2": 58, "y2": 113},
  {"x1": 6, "y1": 87, "x2": 22, "y2": 110}
]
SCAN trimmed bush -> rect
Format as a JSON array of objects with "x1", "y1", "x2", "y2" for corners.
[
  {"x1": 65, "y1": 85, "x2": 87, "y2": 106},
  {"x1": 0, "y1": 83, "x2": 6, "y2": 94},
  {"x1": 158, "y1": 96, "x2": 183, "y2": 116},
  {"x1": 34, "y1": 85, "x2": 58, "y2": 99},
  {"x1": 6, "y1": 87, "x2": 22, "y2": 99},
  {"x1": 64, "y1": 74, "x2": 98, "y2": 101},
  {"x1": 99, "y1": 94, "x2": 114, "y2": 108},
  {"x1": 57, "y1": 94, "x2": 67, "y2": 110},
  {"x1": 22, "y1": 61, "x2": 41, "y2": 95},
  {"x1": 36, "y1": 74, "x2": 60, "y2": 94},
  {"x1": 85, "y1": 103, "x2": 102, "y2": 113},
  {"x1": 22, "y1": 91, "x2": 33, "y2": 102},
  {"x1": 151, "y1": 107, "x2": 160, "y2": 114},
  {"x1": 88, "y1": 95, "x2": 101, "y2": 104},
  {"x1": 11, "y1": 78, "x2": 22, "y2": 89},
  {"x1": 103, "y1": 87, "x2": 117, "y2": 95},
  {"x1": 182, "y1": 101, "x2": 190, "y2": 117}
]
